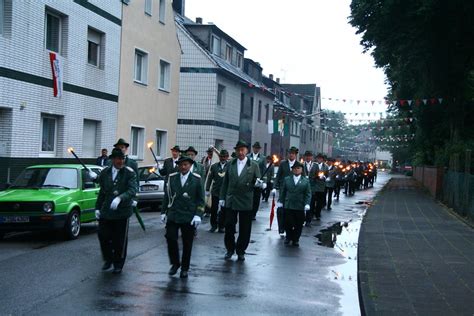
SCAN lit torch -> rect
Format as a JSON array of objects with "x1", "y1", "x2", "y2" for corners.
[
  {"x1": 147, "y1": 141, "x2": 159, "y2": 165},
  {"x1": 68, "y1": 147, "x2": 88, "y2": 170},
  {"x1": 261, "y1": 155, "x2": 278, "y2": 179}
]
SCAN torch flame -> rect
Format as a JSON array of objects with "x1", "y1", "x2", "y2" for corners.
[
  {"x1": 67, "y1": 147, "x2": 74, "y2": 153},
  {"x1": 346, "y1": 166, "x2": 351, "y2": 171},
  {"x1": 272, "y1": 155, "x2": 279, "y2": 164},
  {"x1": 147, "y1": 141, "x2": 154, "y2": 149},
  {"x1": 149, "y1": 167, "x2": 156, "y2": 173},
  {"x1": 318, "y1": 172, "x2": 324, "y2": 177}
]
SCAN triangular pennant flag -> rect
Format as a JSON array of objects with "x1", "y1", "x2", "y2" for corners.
[
  {"x1": 407, "y1": 100, "x2": 413, "y2": 106},
  {"x1": 438, "y1": 98, "x2": 443, "y2": 104},
  {"x1": 430, "y1": 98, "x2": 437, "y2": 105},
  {"x1": 415, "y1": 99, "x2": 421, "y2": 106},
  {"x1": 422, "y1": 99, "x2": 428, "y2": 105},
  {"x1": 371, "y1": 100, "x2": 375, "y2": 105},
  {"x1": 357, "y1": 100, "x2": 361, "y2": 105}
]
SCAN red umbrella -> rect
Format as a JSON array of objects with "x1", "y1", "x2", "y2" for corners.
[{"x1": 269, "y1": 193, "x2": 275, "y2": 229}]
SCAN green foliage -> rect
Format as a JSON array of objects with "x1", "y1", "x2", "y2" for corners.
[{"x1": 349, "y1": 0, "x2": 474, "y2": 167}]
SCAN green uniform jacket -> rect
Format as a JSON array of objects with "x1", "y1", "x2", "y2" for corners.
[
  {"x1": 163, "y1": 172, "x2": 205, "y2": 224},
  {"x1": 205, "y1": 162, "x2": 228, "y2": 197},
  {"x1": 302, "y1": 161, "x2": 314, "y2": 178},
  {"x1": 325, "y1": 166, "x2": 337, "y2": 188},
  {"x1": 262, "y1": 163, "x2": 274, "y2": 183},
  {"x1": 159, "y1": 157, "x2": 179, "y2": 181},
  {"x1": 191, "y1": 161, "x2": 206, "y2": 186},
  {"x1": 309, "y1": 163, "x2": 329, "y2": 193},
  {"x1": 279, "y1": 175, "x2": 312, "y2": 211},
  {"x1": 96, "y1": 166, "x2": 138, "y2": 220},
  {"x1": 247, "y1": 153, "x2": 265, "y2": 174},
  {"x1": 275, "y1": 160, "x2": 295, "y2": 190},
  {"x1": 220, "y1": 158, "x2": 261, "y2": 211}
]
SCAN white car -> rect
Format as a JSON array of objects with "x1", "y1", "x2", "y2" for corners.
[{"x1": 136, "y1": 164, "x2": 165, "y2": 211}]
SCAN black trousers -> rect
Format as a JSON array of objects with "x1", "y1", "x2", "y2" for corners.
[
  {"x1": 326, "y1": 187, "x2": 334, "y2": 208},
  {"x1": 252, "y1": 188, "x2": 262, "y2": 219},
  {"x1": 261, "y1": 182, "x2": 273, "y2": 202},
  {"x1": 224, "y1": 210, "x2": 253, "y2": 255},
  {"x1": 334, "y1": 181, "x2": 344, "y2": 199},
  {"x1": 277, "y1": 207, "x2": 285, "y2": 234},
  {"x1": 165, "y1": 221, "x2": 195, "y2": 271},
  {"x1": 210, "y1": 195, "x2": 225, "y2": 229},
  {"x1": 98, "y1": 218, "x2": 129, "y2": 268},
  {"x1": 284, "y1": 209, "x2": 305, "y2": 242},
  {"x1": 313, "y1": 192, "x2": 326, "y2": 218},
  {"x1": 306, "y1": 194, "x2": 316, "y2": 223}
]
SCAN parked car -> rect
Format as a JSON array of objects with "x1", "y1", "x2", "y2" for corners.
[
  {"x1": 137, "y1": 164, "x2": 165, "y2": 211},
  {"x1": 0, "y1": 164, "x2": 102, "y2": 240}
]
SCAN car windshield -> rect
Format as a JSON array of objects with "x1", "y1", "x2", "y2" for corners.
[
  {"x1": 12, "y1": 168, "x2": 78, "y2": 189},
  {"x1": 139, "y1": 167, "x2": 164, "y2": 181}
]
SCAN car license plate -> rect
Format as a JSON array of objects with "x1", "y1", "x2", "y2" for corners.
[
  {"x1": 0, "y1": 216, "x2": 30, "y2": 223},
  {"x1": 141, "y1": 186, "x2": 158, "y2": 192}
]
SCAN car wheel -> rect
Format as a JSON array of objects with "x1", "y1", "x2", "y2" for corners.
[
  {"x1": 65, "y1": 209, "x2": 81, "y2": 240},
  {"x1": 151, "y1": 203, "x2": 161, "y2": 212}
]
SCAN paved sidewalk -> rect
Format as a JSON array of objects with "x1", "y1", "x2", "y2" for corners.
[{"x1": 358, "y1": 177, "x2": 474, "y2": 315}]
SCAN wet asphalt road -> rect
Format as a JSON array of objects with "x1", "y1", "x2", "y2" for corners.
[{"x1": 0, "y1": 173, "x2": 391, "y2": 316}]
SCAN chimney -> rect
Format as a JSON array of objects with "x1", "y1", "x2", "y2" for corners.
[
  {"x1": 276, "y1": 78, "x2": 280, "y2": 84},
  {"x1": 196, "y1": 17, "x2": 203, "y2": 24},
  {"x1": 172, "y1": 0, "x2": 185, "y2": 16},
  {"x1": 269, "y1": 74, "x2": 274, "y2": 80}
]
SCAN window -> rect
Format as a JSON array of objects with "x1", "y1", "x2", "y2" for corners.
[
  {"x1": 159, "y1": 0, "x2": 166, "y2": 23},
  {"x1": 40, "y1": 115, "x2": 57, "y2": 156},
  {"x1": 155, "y1": 130, "x2": 167, "y2": 158},
  {"x1": 264, "y1": 143, "x2": 267, "y2": 155},
  {"x1": 45, "y1": 11, "x2": 61, "y2": 53},
  {"x1": 258, "y1": 100, "x2": 262, "y2": 122},
  {"x1": 134, "y1": 49, "x2": 148, "y2": 84},
  {"x1": 225, "y1": 44, "x2": 232, "y2": 62},
  {"x1": 236, "y1": 52, "x2": 243, "y2": 68},
  {"x1": 82, "y1": 120, "x2": 98, "y2": 157},
  {"x1": 145, "y1": 0, "x2": 152, "y2": 15},
  {"x1": 211, "y1": 35, "x2": 220, "y2": 55},
  {"x1": 130, "y1": 126, "x2": 145, "y2": 159},
  {"x1": 87, "y1": 27, "x2": 103, "y2": 67},
  {"x1": 159, "y1": 59, "x2": 171, "y2": 91},
  {"x1": 265, "y1": 104, "x2": 269, "y2": 123},
  {"x1": 217, "y1": 84, "x2": 225, "y2": 106},
  {"x1": 215, "y1": 139, "x2": 223, "y2": 150},
  {"x1": 240, "y1": 93, "x2": 245, "y2": 113},
  {"x1": 250, "y1": 97, "x2": 254, "y2": 118}
]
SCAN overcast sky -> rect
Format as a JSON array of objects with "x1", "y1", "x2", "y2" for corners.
[{"x1": 185, "y1": 0, "x2": 389, "y2": 117}]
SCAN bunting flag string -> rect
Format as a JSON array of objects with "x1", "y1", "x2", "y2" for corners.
[{"x1": 322, "y1": 96, "x2": 450, "y2": 106}]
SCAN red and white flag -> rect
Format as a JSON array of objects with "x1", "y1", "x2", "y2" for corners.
[{"x1": 49, "y1": 52, "x2": 63, "y2": 97}]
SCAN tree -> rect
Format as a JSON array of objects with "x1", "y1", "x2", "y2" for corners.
[{"x1": 349, "y1": 0, "x2": 474, "y2": 166}]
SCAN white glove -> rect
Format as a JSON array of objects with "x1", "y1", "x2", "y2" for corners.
[
  {"x1": 161, "y1": 213, "x2": 167, "y2": 223},
  {"x1": 254, "y1": 178, "x2": 264, "y2": 188},
  {"x1": 155, "y1": 162, "x2": 164, "y2": 170},
  {"x1": 205, "y1": 191, "x2": 210, "y2": 197},
  {"x1": 88, "y1": 170, "x2": 98, "y2": 180},
  {"x1": 219, "y1": 200, "x2": 225, "y2": 207},
  {"x1": 190, "y1": 215, "x2": 201, "y2": 228},
  {"x1": 132, "y1": 200, "x2": 138, "y2": 207},
  {"x1": 110, "y1": 197, "x2": 121, "y2": 210},
  {"x1": 319, "y1": 175, "x2": 326, "y2": 180},
  {"x1": 217, "y1": 205, "x2": 222, "y2": 214},
  {"x1": 261, "y1": 183, "x2": 267, "y2": 190},
  {"x1": 271, "y1": 189, "x2": 277, "y2": 195},
  {"x1": 276, "y1": 202, "x2": 283, "y2": 208},
  {"x1": 95, "y1": 210, "x2": 101, "y2": 220},
  {"x1": 304, "y1": 204, "x2": 310, "y2": 211}
]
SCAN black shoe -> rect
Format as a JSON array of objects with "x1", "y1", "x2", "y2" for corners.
[
  {"x1": 252, "y1": 217, "x2": 256, "y2": 221},
  {"x1": 112, "y1": 267, "x2": 122, "y2": 274},
  {"x1": 208, "y1": 227, "x2": 217, "y2": 233},
  {"x1": 316, "y1": 217, "x2": 321, "y2": 221},
  {"x1": 180, "y1": 270, "x2": 188, "y2": 278},
  {"x1": 292, "y1": 241, "x2": 300, "y2": 247},
  {"x1": 284, "y1": 239, "x2": 290, "y2": 245},
  {"x1": 327, "y1": 207, "x2": 332, "y2": 211},
  {"x1": 305, "y1": 222, "x2": 311, "y2": 227},
  {"x1": 168, "y1": 265, "x2": 180, "y2": 276},
  {"x1": 237, "y1": 254, "x2": 245, "y2": 261},
  {"x1": 224, "y1": 252, "x2": 233, "y2": 260},
  {"x1": 218, "y1": 228, "x2": 225, "y2": 233},
  {"x1": 102, "y1": 261, "x2": 112, "y2": 271}
]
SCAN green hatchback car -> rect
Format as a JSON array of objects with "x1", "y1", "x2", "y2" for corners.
[{"x1": 0, "y1": 164, "x2": 102, "y2": 240}]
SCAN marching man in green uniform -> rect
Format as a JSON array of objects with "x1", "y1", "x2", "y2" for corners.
[
  {"x1": 161, "y1": 155, "x2": 205, "y2": 278},
  {"x1": 159, "y1": 145, "x2": 181, "y2": 182},
  {"x1": 220, "y1": 140, "x2": 264, "y2": 261},
  {"x1": 273, "y1": 146, "x2": 299, "y2": 236},
  {"x1": 205, "y1": 149, "x2": 230, "y2": 233},
  {"x1": 248, "y1": 142, "x2": 265, "y2": 220},
  {"x1": 277, "y1": 161, "x2": 311, "y2": 246},
  {"x1": 95, "y1": 148, "x2": 138, "y2": 274},
  {"x1": 308, "y1": 153, "x2": 328, "y2": 224}
]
